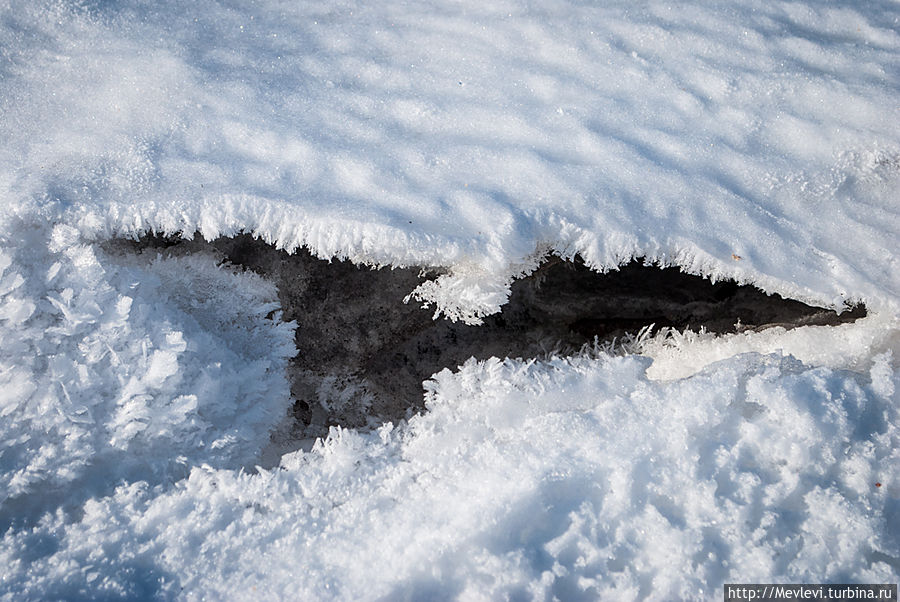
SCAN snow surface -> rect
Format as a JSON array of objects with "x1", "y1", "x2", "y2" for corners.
[{"x1": 1, "y1": 0, "x2": 899, "y2": 599}]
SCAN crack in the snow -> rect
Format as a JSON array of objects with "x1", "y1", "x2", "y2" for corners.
[{"x1": 107, "y1": 233, "x2": 866, "y2": 447}]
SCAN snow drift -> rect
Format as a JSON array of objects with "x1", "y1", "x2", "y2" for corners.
[{"x1": 1, "y1": 0, "x2": 898, "y2": 598}]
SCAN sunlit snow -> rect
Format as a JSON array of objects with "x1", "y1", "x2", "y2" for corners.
[{"x1": 0, "y1": 0, "x2": 898, "y2": 599}]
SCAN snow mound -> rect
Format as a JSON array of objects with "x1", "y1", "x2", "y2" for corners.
[
  {"x1": 0, "y1": 223, "x2": 295, "y2": 531},
  {"x1": 2, "y1": 0, "x2": 898, "y2": 316},
  {"x1": 2, "y1": 353, "x2": 897, "y2": 599},
  {"x1": 1, "y1": 0, "x2": 899, "y2": 598}
]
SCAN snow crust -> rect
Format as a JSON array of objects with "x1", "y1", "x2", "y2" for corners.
[
  {"x1": 1, "y1": 0, "x2": 899, "y2": 598},
  {"x1": 2, "y1": 0, "x2": 899, "y2": 316},
  {"x1": 0, "y1": 223, "x2": 295, "y2": 531},
  {"x1": 2, "y1": 353, "x2": 898, "y2": 599}
]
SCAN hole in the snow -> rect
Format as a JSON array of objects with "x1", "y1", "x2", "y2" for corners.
[{"x1": 107, "y1": 233, "x2": 865, "y2": 443}]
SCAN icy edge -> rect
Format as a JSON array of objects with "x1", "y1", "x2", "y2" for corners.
[{"x1": 54, "y1": 199, "x2": 890, "y2": 324}]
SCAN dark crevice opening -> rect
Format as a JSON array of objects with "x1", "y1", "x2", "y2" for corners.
[{"x1": 108, "y1": 233, "x2": 866, "y2": 441}]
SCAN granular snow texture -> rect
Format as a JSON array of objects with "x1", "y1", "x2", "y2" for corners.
[{"x1": 0, "y1": 0, "x2": 898, "y2": 599}]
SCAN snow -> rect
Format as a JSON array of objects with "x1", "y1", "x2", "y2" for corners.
[
  {"x1": 640, "y1": 313, "x2": 900, "y2": 381},
  {"x1": 4, "y1": 0, "x2": 899, "y2": 316},
  {"x1": 0, "y1": 224, "x2": 295, "y2": 531},
  {"x1": 1, "y1": 0, "x2": 898, "y2": 598},
  {"x1": 2, "y1": 354, "x2": 898, "y2": 599}
]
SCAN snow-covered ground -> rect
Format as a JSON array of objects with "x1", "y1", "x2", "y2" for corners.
[{"x1": 1, "y1": 0, "x2": 898, "y2": 599}]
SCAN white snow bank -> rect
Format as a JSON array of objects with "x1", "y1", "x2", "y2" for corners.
[
  {"x1": 0, "y1": 222, "x2": 295, "y2": 529},
  {"x1": 641, "y1": 313, "x2": 900, "y2": 381},
  {"x1": 1, "y1": 0, "x2": 899, "y2": 598},
  {"x1": 2, "y1": 0, "x2": 899, "y2": 317},
  {"x1": 2, "y1": 353, "x2": 897, "y2": 599}
]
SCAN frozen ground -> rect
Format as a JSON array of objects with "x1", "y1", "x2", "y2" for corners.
[
  {"x1": 105, "y1": 232, "x2": 867, "y2": 441},
  {"x1": 1, "y1": 0, "x2": 899, "y2": 599}
]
